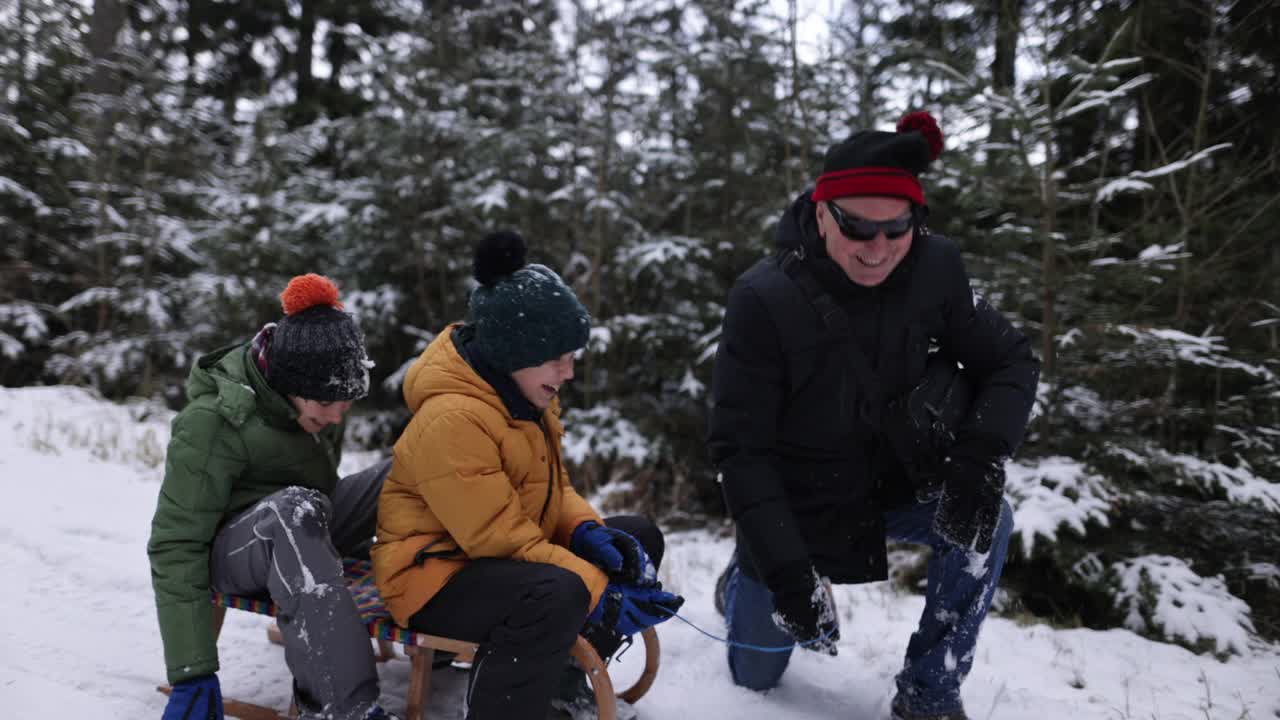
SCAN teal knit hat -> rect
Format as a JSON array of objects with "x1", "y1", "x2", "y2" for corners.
[{"x1": 468, "y1": 231, "x2": 591, "y2": 373}]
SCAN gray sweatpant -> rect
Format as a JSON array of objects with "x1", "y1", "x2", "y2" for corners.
[{"x1": 210, "y1": 459, "x2": 391, "y2": 720}]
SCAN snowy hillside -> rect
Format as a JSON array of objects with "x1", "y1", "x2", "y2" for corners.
[{"x1": 1, "y1": 386, "x2": 1277, "y2": 719}]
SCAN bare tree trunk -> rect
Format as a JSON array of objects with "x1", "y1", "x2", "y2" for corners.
[
  {"x1": 1127, "y1": 4, "x2": 1215, "y2": 451},
  {"x1": 327, "y1": 13, "x2": 349, "y2": 97},
  {"x1": 182, "y1": 0, "x2": 201, "y2": 102},
  {"x1": 1032, "y1": 0, "x2": 1057, "y2": 382},
  {"x1": 0, "y1": 0, "x2": 31, "y2": 307},
  {"x1": 86, "y1": 0, "x2": 124, "y2": 98},
  {"x1": 86, "y1": 0, "x2": 125, "y2": 335},
  {"x1": 139, "y1": 146, "x2": 156, "y2": 392},
  {"x1": 293, "y1": 0, "x2": 318, "y2": 125},
  {"x1": 1040, "y1": 139, "x2": 1057, "y2": 382},
  {"x1": 988, "y1": 0, "x2": 1023, "y2": 173},
  {"x1": 13, "y1": 0, "x2": 29, "y2": 101},
  {"x1": 784, "y1": 0, "x2": 797, "y2": 193},
  {"x1": 1173, "y1": 18, "x2": 1214, "y2": 327},
  {"x1": 1034, "y1": 14, "x2": 1134, "y2": 384},
  {"x1": 583, "y1": 2, "x2": 627, "y2": 408},
  {"x1": 563, "y1": 0, "x2": 588, "y2": 264},
  {"x1": 854, "y1": 6, "x2": 878, "y2": 128},
  {"x1": 587, "y1": 68, "x2": 616, "y2": 409},
  {"x1": 1169, "y1": 11, "x2": 1215, "y2": 452}
]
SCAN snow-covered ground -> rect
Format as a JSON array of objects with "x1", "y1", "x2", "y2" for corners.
[{"x1": 2, "y1": 386, "x2": 1278, "y2": 719}]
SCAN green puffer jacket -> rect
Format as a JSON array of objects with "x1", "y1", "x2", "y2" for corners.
[{"x1": 147, "y1": 341, "x2": 344, "y2": 684}]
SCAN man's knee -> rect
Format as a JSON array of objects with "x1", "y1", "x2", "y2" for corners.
[
  {"x1": 724, "y1": 565, "x2": 791, "y2": 691},
  {"x1": 729, "y1": 650, "x2": 787, "y2": 691}
]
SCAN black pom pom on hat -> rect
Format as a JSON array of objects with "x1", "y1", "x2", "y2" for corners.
[
  {"x1": 474, "y1": 230, "x2": 529, "y2": 286},
  {"x1": 467, "y1": 231, "x2": 591, "y2": 374}
]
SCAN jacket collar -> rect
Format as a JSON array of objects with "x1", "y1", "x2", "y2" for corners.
[
  {"x1": 186, "y1": 340, "x2": 300, "y2": 429},
  {"x1": 452, "y1": 324, "x2": 543, "y2": 422}
]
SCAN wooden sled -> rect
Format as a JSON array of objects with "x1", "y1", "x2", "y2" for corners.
[{"x1": 157, "y1": 558, "x2": 660, "y2": 720}]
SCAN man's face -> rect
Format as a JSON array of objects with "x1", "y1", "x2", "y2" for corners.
[
  {"x1": 290, "y1": 396, "x2": 353, "y2": 433},
  {"x1": 511, "y1": 352, "x2": 576, "y2": 410},
  {"x1": 816, "y1": 195, "x2": 914, "y2": 287}
]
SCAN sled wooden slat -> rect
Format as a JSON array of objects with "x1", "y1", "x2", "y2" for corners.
[{"x1": 156, "y1": 558, "x2": 660, "y2": 720}]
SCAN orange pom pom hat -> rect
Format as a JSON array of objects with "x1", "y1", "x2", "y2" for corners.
[
  {"x1": 812, "y1": 110, "x2": 943, "y2": 206},
  {"x1": 266, "y1": 274, "x2": 370, "y2": 401},
  {"x1": 280, "y1": 273, "x2": 344, "y2": 315}
]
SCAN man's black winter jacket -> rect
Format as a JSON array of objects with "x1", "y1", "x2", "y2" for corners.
[{"x1": 708, "y1": 192, "x2": 1039, "y2": 592}]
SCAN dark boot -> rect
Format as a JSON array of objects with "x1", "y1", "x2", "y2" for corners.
[
  {"x1": 890, "y1": 694, "x2": 970, "y2": 720},
  {"x1": 546, "y1": 662, "x2": 637, "y2": 720},
  {"x1": 361, "y1": 706, "x2": 401, "y2": 720},
  {"x1": 548, "y1": 624, "x2": 635, "y2": 720}
]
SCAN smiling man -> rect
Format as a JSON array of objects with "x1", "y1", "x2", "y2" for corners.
[
  {"x1": 148, "y1": 274, "x2": 398, "y2": 720},
  {"x1": 708, "y1": 113, "x2": 1040, "y2": 720}
]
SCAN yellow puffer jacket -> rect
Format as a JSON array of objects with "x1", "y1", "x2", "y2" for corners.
[{"x1": 372, "y1": 323, "x2": 607, "y2": 626}]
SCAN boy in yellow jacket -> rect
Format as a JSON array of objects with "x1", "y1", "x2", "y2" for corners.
[{"x1": 373, "y1": 231, "x2": 682, "y2": 720}]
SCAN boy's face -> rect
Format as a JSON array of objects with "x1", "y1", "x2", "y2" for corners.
[
  {"x1": 511, "y1": 351, "x2": 576, "y2": 410},
  {"x1": 290, "y1": 396, "x2": 353, "y2": 433}
]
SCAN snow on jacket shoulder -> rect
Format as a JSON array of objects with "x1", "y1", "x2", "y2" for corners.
[{"x1": 372, "y1": 323, "x2": 606, "y2": 627}]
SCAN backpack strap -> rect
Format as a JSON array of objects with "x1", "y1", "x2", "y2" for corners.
[{"x1": 777, "y1": 249, "x2": 885, "y2": 430}]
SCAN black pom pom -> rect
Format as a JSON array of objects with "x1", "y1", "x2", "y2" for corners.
[{"x1": 474, "y1": 231, "x2": 528, "y2": 286}]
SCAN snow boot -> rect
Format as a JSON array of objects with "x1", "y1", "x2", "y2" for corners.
[
  {"x1": 890, "y1": 695, "x2": 969, "y2": 720},
  {"x1": 362, "y1": 705, "x2": 401, "y2": 720},
  {"x1": 547, "y1": 663, "x2": 637, "y2": 720}
]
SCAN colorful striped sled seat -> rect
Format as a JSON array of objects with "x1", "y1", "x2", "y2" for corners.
[{"x1": 159, "y1": 558, "x2": 660, "y2": 720}]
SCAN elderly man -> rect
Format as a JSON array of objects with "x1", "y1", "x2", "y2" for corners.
[{"x1": 708, "y1": 112, "x2": 1039, "y2": 720}]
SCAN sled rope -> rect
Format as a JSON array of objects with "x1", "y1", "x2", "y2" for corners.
[{"x1": 657, "y1": 607, "x2": 837, "y2": 653}]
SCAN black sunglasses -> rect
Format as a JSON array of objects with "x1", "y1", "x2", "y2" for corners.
[{"x1": 826, "y1": 202, "x2": 914, "y2": 242}]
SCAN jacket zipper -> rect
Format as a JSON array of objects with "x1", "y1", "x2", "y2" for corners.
[
  {"x1": 872, "y1": 287, "x2": 885, "y2": 492},
  {"x1": 310, "y1": 430, "x2": 338, "y2": 478},
  {"x1": 538, "y1": 420, "x2": 557, "y2": 527}
]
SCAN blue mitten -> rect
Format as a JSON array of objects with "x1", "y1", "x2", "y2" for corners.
[
  {"x1": 587, "y1": 582, "x2": 684, "y2": 637},
  {"x1": 162, "y1": 674, "x2": 224, "y2": 720},
  {"x1": 570, "y1": 522, "x2": 656, "y2": 585}
]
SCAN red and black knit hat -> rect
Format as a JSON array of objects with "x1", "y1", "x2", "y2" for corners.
[
  {"x1": 267, "y1": 274, "x2": 371, "y2": 402},
  {"x1": 811, "y1": 111, "x2": 944, "y2": 206}
]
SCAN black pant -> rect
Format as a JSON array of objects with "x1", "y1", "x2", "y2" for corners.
[{"x1": 407, "y1": 515, "x2": 664, "y2": 720}]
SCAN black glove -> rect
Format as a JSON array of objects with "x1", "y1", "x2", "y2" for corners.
[
  {"x1": 933, "y1": 437, "x2": 1007, "y2": 554},
  {"x1": 769, "y1": 564, "x2": 839, "y2": 656}
]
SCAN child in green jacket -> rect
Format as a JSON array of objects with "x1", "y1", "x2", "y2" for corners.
[{"x1": 148, "y1": 273, "x2": 397, "y2": 720}]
